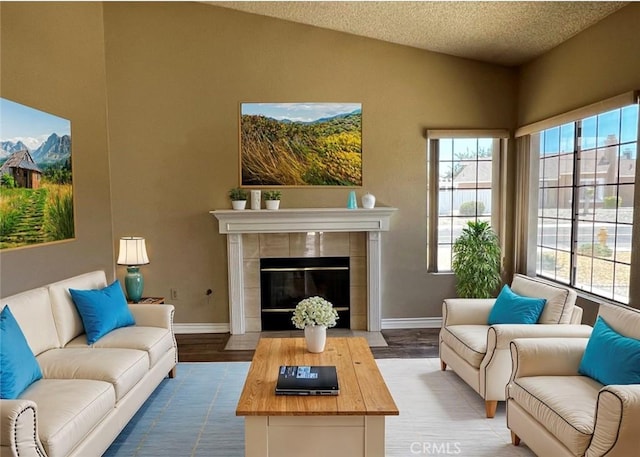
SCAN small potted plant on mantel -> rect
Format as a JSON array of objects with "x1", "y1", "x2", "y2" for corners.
[
  {"x1": 228, "y1": 187, "x2": 248, "y2": 210},
  {"x1": 263, "y1": 190, "x2": 281, "y2": 210}
]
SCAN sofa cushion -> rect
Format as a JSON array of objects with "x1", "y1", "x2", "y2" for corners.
[
  {"x1": 578, "y1": 316, "x2": 640, "y2": 385},
  {"x1": 66, "y1": 325, "x2": 174, "y2": 368},
  {"x1": 488, "y1": 285, "x2": 546, "y2": 325},
  {"x1": 511, "y1": 274, "x2": 576, "y2": 324},
  {"x1": 0, "y1": 306, "x2": 43, "y2": 399},
  {"x1": 19, "y1": 378, "x2": 115, "y2": 457},
  {"x1": 1, "y1": 287, "x2": 60, "y2": 355},
  {"x1": 440, "y1": 325, "x2": 488, "y2": 368},
  {"x1": 510, "y1": 376, "x2": 601, "y2": 456},
  {"x1": 69, "y1": 280, "x2": 135, "y2": 345},
  {"x1": 48, "y1": 270, "x2": 108, "y2": 346},
  {"x1": 37, "y1": 347, "x2": 148, "y2": 401}
]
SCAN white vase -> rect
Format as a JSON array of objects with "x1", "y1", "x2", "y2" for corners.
[
  {"x1": 265, "y1": 200, "x2": 280, "y2": 210},
  {"x1": 250, "y1": 190, "x2": 261, "y2": 210},
  {"x1": 304, "y1": 325, "x2": 327, "y2": 353},
  {"x1": 231, "y1": 200, "x2": 246, "y2": 210},
  {"x1": 361, "y1": 193, "x2": 376, "y2": 209}
]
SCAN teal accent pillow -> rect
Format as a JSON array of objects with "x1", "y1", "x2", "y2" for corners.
[
  {"x1": 579, "y1": 316, "x2": 640, "y2": 385},
  {"x1": 487, "y1": 285, "x2": 547, "y2": 325},
  {"x1": 69, "y1": 280, "x2": 135, "y2": 345},
  {"x1": 0, "y1": 305, "x2": 43, "y2": 399}
]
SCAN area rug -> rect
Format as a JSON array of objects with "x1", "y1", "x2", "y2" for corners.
[{"x1": 104, "y1": 360, "x2": 534, "y2": 457}]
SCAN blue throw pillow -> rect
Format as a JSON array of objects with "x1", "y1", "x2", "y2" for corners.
[
  {"x1": 487, "y1": 285, "x2": 547, "y2": 325},
  {"x1": 578, "y1": 316, "x2": 640, "y2": 385},
  {"x1": 69, "y1": 280, "x2": 135, "y2": 345},
  {"x1": 0, "y1": 305, "x2": 43, "y2": 399}
]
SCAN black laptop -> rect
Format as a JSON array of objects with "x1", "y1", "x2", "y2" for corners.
[{"x1": 275, "y1": 365, "x2": 340, "y2": 396}]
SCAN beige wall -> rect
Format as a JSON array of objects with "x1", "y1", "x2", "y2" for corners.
[
  {"x1": 102, "y1": 2, "x2": 516, "y2": 323},
  {"x1": 7, "y1": 2, "x2": 635, "y2": 324},
  {"x1": 518, "y1": 4, "x2": 640, "y2": 126},
  {"x1": 518, "y1": 3, "x2": 640, "y2": 314},
  {"x1": 0, "y1": 2, "x2": 114, "y2": 296}
]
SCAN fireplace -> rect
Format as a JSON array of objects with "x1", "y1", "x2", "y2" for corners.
[
  {"x1": 211, "y1": 207, "x2": 397, "y2": 334},
  {"x1": 260, "y1": 257, "x2": 350, "y2": 331}
]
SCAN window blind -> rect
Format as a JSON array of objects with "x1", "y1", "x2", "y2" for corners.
[{"x1": 515, "y1": 91, "x2": 639, "y2": 137}]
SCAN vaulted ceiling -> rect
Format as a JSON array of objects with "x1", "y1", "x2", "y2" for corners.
[{"x1": 212, "y1": 1, "x2": 628, "y2": 66}]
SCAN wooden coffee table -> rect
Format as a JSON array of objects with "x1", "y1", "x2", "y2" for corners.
[{"x1": 236, "y1": 337, "x2": 399, "y2": 457}]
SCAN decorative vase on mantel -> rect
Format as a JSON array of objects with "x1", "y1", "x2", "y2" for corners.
[
  {"x1": 304, "y1": 325, "x2": 327, "y2": 353},
  {"x1": 361, "y1": 192, "x2": 376, "y2": 209}
]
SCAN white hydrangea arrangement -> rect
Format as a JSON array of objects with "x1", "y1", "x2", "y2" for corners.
[{"x1": 291, "y1": 296, "x2": 339, "y2": 329}]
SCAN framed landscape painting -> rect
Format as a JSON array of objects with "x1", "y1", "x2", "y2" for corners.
[
  {"x1": 0, "y1": 98, "x2": 74, "y2": 250},
  {"x1": 240, "y1": 103, "x2": 362, "y2": 186}
]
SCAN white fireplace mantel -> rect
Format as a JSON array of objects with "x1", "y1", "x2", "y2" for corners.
[
  {"x1": 212, "y1": 207, "x2": 396, "y2": 234},
  {"x1": 211, "y1": 207, "x2": 397, "y2": 334}
]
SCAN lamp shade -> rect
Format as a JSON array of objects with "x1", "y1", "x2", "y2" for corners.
[{"x1": 117, "y1": 237, "x2": 150, "y2": 266}]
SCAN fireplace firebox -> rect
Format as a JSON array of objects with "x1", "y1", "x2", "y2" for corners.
[{"x1": 260, "y1": 257, "x2": 350, "y2": 331}]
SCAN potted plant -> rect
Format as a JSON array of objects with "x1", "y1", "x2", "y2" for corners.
[
  {"x1": 228, "y1": 187, "x2": 248, "y2": 210},
  {"x1": 263, "y1": 190, "x2": 281, "y2": 210},
  {"x1": 292, "y1": 296, "x2": 339, "y2": 353},
  {"x1": 451, "y1": 220, "x2": 501, "y2": 298}
]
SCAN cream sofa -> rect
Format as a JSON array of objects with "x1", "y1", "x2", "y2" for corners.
[
  {"x1": 507, "y1": 303, "x2": 640, "y2": 457},
  {"x1": 0, "y1": 271, "x2": 177, "y2": 457},
  {"x1": 439, "y1": 274, "x2": 593, "y2": 417}
]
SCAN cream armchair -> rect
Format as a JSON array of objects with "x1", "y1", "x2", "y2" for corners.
[
  {"x1": 507, "y1": 303, "x2": 640, "y2": 457},
  {"x1": 439, "y1": 274, "x2": 593, "y2": 417}
]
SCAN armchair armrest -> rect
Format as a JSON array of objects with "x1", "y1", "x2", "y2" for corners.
[
  {"x1": 489, "y1": 324, "x2": 592, "y2": 350},
  {"x1": 587, "y1": 385, "x2": 640, "y2": 457},
  {"x1": 509, "y1": 337, "x2": 590, "y2": 379},
  {"x1": 442, "y1": 298, "x2": 495, "y2": 326},
  {"x1": 480, "y1": 327, "x2": 591, "y2": 403},
  {"x1": 1, "y1": 399, "x2": 47, "y2": 457},
  {"x1": 128, "y1": 303, "x2": 175, "y2": 330}
]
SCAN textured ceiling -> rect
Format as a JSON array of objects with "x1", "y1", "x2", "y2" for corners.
[{"x1": 211, "y1": 1, "x2": 628, "y2": 66}]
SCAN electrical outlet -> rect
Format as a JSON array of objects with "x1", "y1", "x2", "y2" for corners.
[{"x1": 170, "y1": 288, "x2": 179, "y2": 300}]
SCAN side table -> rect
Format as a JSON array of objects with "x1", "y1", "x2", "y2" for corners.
[{"x1": 128, "y1": 297, "x2": 165, "y2": 304}]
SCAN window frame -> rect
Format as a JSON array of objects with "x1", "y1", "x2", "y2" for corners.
[
  {"x1": 527, "y1": 100, "x2": 639, "y2": 304},
  {"x1": 426, "y1": 130, "x2": 508, "y2": 273}
]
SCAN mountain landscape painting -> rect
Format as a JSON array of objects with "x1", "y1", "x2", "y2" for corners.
[
  {"x1": 240, "y1": 103, "x2": 362, "y2": 186},
  {"x1": 0, "y1": 97, "x2": 74, "y2": 249}
]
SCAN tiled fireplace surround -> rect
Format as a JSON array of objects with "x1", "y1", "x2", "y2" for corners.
[
  {"x1": 242, "y1": 232, "x2": 365, "y2": 332},
  {"x1": 212, "y1": 208, "x2": 396, "y2": 334}
]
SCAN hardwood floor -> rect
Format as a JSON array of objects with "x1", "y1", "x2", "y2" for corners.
[
  {"x1": 176, "y1": 333, "x2": 254, "y2": 362},
  {"x1": 370, "y1": 328, "x2": 440, "y2": 359},
  {"x1": 175, "y1": 328, "x2": 440, "y2": 362}
]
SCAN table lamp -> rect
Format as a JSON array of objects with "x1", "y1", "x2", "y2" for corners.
[{"x1": 117, "y1": 236, "x2": 150, "y2": 303}]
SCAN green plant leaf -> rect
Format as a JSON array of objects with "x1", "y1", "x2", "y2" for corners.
[{"x1": 451, "y1": 221, "x2": 502, "y2": 298}]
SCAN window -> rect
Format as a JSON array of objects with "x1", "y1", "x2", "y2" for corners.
[
  {"x1": 427, "y1": 132, "x2": 507, "y2": 272},
  {"x1": 533, "y1": 104, "x2": 638, "y2": 303}
]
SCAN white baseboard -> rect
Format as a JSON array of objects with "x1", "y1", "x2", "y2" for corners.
[
  {"x1": 174, "y1": 318, "x2": 442, "y2": 333},
  {"x1": 381, "y1": 317, "x2": 443, "y2": 329},
  {"x1": 174, "y1": 323, "x2": 230, "y2": 334}
]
